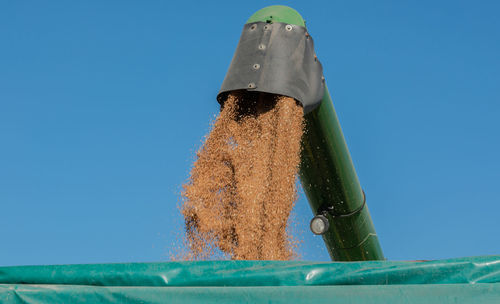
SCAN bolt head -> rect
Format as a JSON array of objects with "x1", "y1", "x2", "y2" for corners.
[{"x1": 285, "y1": 24, "x2": 293, "y2": 31}]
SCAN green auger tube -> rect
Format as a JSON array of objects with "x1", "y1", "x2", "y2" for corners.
[{"x1": 246, "y1": 6, "x2": 384, "y2": 261}]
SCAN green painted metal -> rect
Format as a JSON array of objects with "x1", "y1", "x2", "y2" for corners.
[
  {"x1": 246, "y1": 5, "x2": 305, "y2": 27},
  {"x1": 246, "y1": 6, "x2": 384, "y2": 261},
  {"x1": 301, "y1": 87, "x2": 384, "y2": 261}
]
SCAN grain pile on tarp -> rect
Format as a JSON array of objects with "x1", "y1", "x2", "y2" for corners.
[{"x1": 181, "y1": 92, "x2": 304, "y2": 260}]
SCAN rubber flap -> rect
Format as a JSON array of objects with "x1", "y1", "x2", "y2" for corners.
[{"x1": 217, "y1": 22, "x2": 324, "y2": 114}]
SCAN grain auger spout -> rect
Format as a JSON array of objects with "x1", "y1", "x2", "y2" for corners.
[{"x1": 217, "y1": 5, "x2": 384, "y2": 261}]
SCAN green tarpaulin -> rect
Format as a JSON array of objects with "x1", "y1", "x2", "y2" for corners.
[{"x1": 1, "y1": 256, "x2": 499, "y2": 303}]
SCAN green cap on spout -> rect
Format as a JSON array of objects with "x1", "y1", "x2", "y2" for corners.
[{"x1": 246, "y1": 5, "x2": 306, "y2": 27}]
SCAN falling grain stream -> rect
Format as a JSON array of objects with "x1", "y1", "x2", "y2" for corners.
[{"x1": 181, "y1": 92, "x2": 304, "y2": 260}]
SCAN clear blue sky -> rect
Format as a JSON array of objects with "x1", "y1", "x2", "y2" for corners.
[{"x1": 1, "y1": 1, "x2": 499, "y2": 266}]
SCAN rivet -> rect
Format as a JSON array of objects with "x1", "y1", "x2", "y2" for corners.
[
  {"x1": 250, "y1": 24, "x2": 257, "y2": 30},
  {"x1": 263, "y1": 24, "x2": 271, "y2": 30},
  {"x1": 258, "y1": 44, "x2": 266, "y2": 50},
  {"x1": 253, "y1": 63, "x2": 260, "y2": 70},
  {"x1": 285, "y1": 24, "x2": 293, "y2": 31},
  {"x1": 248, "y1": 83, "x2": 256, "y2": 89}
]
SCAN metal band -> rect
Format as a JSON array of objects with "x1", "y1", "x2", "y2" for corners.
[
  {"x1": 321, "y1": 190, "x2": 367, "y2": 219},
  {"x1": 217, "y1": 21, "x2": 325, "y2": 114}
]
